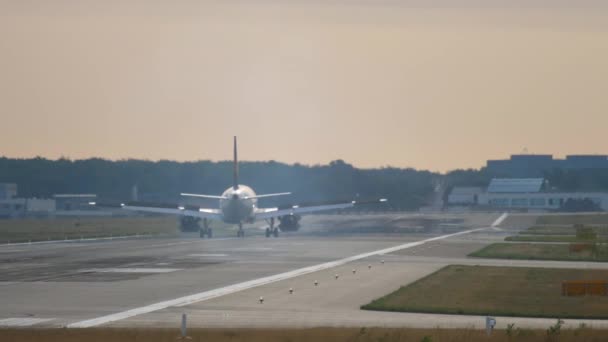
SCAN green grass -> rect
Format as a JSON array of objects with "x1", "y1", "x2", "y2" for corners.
[
  {"x1": 0, "y1": 217, "x2": 179, "y2": 243},
  {"x1": 469, "y1": 243, "x2": 608, "y2": 262},
  {"x1": 363, "y1": 265, "x2": 608, "y2": 319},
  {"x1": 522, "y1": 225, "x2": 608, "y2": 236},
  {"x1": 505, "y1": 235, "x2": 607, "y2": 243}
]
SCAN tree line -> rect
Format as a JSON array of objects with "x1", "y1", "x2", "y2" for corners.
[
  {"x1": 0, "y1": 157, "x2": 437, "y2": 210},
  {"x1": 3, "y1": 156, "x2": 604, "y2": 211}
]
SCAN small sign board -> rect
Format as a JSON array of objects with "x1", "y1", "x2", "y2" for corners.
[{"x1": 486, "y1": 316, "x2": 496, "y2": 336}]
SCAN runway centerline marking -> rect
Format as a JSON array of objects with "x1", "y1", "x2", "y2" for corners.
[{"x1": 67, "y1": 227, "x2": 487, "y2": 328}]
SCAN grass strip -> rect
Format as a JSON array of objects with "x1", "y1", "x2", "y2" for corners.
[
  {"x1": 363, "y1": 265, "x2": 608, "y2": 319},
  {"x1": 469, "y1": 243, "x2": 608, "y2": 262}
]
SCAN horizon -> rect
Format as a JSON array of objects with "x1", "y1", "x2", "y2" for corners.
[{"x1": 3, "y1": 151, "x2": 607, "y2": 175}]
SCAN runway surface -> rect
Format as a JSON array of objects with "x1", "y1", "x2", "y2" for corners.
[{"x1": 2, "y1": 212, "x2": 607, "y2": 330}]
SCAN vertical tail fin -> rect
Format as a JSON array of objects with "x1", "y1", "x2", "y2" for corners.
[{"x1": 233, "y1": 136, "x2": 239, "y2": 190}]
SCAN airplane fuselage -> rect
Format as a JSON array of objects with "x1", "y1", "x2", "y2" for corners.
[{"x1": 219, "y1": 185, "x2": 257, "y2": 224}]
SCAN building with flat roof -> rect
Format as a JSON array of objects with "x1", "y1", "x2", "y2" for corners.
[
  {"x1": 447, "y1": 187, "x2": 483, "y2": 205},
  {"x1": 486, "y1": 154, "x2": 608, "y2": 177},
  {"x1": 0, "y1": 198, "x2": 56, "y2": 218},
  {"x1": 53, "y1": 194, "x2": 97, "y2": 211},
  {"x1": 447, "y1": 177, "x2": 608, "y2": 211},
  {"x1": 478, "y1": 192, "x2": 608, "y2": 211},
  {"x1": 0, "y1": 183, "x2": 17, "y2": 200}
]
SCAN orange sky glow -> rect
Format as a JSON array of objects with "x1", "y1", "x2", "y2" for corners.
[{"x1": 1, "y1": 1, "x2": 607, "y2": 172}]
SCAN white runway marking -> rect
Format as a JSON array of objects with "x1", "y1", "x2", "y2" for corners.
[
  {"x1": 80, "y1": 268, "x2": 182, "y2": 274},
  {"x1": 491, "y1": 212, "x2": 509, "y2": 227},
  {"x1": 67, "y1": 227, "x2": 486, "y2": 328},
  {"x1": 0, "y1": 317, "x2": 54, "y2": 327}
]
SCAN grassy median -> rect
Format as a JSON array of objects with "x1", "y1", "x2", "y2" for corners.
[
  {"x1": 363, "y1": 265, "x2": 608, "y2": 319},
  {"x1": 0, "y1": 217, "x2": 179, "y2": 243},
  {"x1": 504, "y1": 235, "x2": 608, "y2": 243},
  {"x1": 470, "y1": 243, "x2": 608, "y2": 262},
  {"x1": 1, "y1": 327, "x2": 608, "y2": 342},
  {"x1": 522, "y1": 225, "x2": 608, "y2": 236}
]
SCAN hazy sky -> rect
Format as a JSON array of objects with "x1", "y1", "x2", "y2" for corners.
[{"x1": 1, "y1": 1, "x2": 607, "y2": 172}]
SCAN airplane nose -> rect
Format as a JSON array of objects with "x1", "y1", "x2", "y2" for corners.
[{"x1": 232, "y1": 194, "x2": 239, "y2": 200}]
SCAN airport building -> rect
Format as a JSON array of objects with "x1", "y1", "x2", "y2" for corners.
[
  {"x1": 53, "y1": 194, "x2": 97, "y2": 211},
  {"x1": 486, "y1": 154, "x2": 608, "y2": 177},
  {"x1": 448, "y1": 178, "x2": 608, "y2": 211},
  {"x1": 0, "y1": 198, "x2": 56, "y2": 218},
  {"x1": 447, "y1": 187, "x2": 483, "y2": 205},
  {"x1": 0, "y1": 183, "x2": 17, "y2": 200}
]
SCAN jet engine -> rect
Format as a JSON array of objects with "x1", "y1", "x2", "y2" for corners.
[{"x1": 278, "y1": 214, "x2": 301, "y2": 232}]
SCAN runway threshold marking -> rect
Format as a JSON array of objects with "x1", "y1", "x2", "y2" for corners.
[{"x1": 67, "y1": 227, "x2": 487, "y2": 328}]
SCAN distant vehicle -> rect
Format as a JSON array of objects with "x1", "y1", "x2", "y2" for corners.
[{"x1": 91, "y1": 137, "x2": 386, "y2": 238}]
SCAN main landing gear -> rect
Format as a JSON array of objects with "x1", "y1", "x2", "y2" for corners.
[
  {"x1": 199, "y1": 218, "x2": 213, "y2": 239},
  {"x1": 237, "y1": 223, "x2": 245, "y2": 238},
  {"x1": 265, "y1": 217, "x2": 279, "y2": 238}
]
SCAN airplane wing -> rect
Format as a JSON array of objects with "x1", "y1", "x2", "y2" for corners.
[
  {"x1": 254, "y1": 198, "x2": 387, "y2": 220},
  {"x1": 90, "y1": 201, "x2": 223, "y2": 220},
  {"x1": 245, "y1": 192, "x2": 291, "y2": 199}
]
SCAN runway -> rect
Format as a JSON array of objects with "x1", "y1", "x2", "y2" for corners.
[{"x1": 2, "y1": 212, "x2": 607, "y2": 330}]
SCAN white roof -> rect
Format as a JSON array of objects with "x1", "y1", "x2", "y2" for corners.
[{"x1": 487, "y1": 178, "x2": 544, "y2": 193}]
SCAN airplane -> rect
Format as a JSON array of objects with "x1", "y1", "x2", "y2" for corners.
[{"x1": 91, "y1": 137, "x2": 386, "y2": 238}]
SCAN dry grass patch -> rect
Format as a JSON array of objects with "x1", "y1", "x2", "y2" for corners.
[
  {"x1": 363, "y1": 265, "x2": 608, "y2": 319},
  {"x1": 0, "y1": 327, "x2": 607, "y2": 342}
]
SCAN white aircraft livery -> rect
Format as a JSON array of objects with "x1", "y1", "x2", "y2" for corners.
[{"x1": 92, "y1": 137, "x2": 386, "y2": 238}]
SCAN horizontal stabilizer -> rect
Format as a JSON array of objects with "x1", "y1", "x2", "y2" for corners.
[
  {"x1": 180, "y1": 193, "x2": 227, "y2": 199},
  {"x1": 245, "y1": 192, "x2": 291, "y2": 199}
]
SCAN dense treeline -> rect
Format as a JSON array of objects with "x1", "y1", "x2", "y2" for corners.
[{"x1": 0, "y1": 157, "x2": 437, "y2": 210}]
